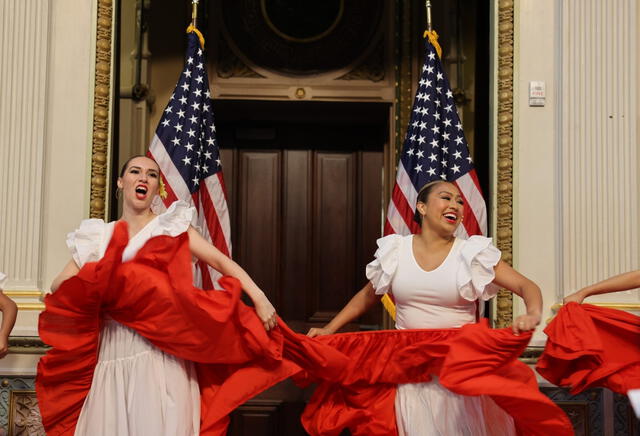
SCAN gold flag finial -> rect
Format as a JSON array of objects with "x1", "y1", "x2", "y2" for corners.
[{"x1": 191, "y1": 0, "x2": 199, "y2": 28}]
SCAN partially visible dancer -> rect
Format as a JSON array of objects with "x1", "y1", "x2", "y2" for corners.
[
  {"x1": 539, "y1": 270, "x2": 640, "y2": 418},
  {"x1": 0, "y1": 272, "x2": 17, "y2": 359},
  {"x1": 563, "y1": 270, "x2": 640, "y2": 303}
]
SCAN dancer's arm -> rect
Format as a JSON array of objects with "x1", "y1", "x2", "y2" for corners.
[
  {"x1": 563, "y1": 270, "x2": 640, "y2": 304},
  {"x1": 493, "y1": 260, "x2": 542, "y2": 335},
  {"x1": 187, "y1": 226, "x2": 277, "y2": 330},
  {"x1": 50, "y1": 260, "x2": 80, "y2": 292},
  {"x1": 307, "y1": 282, "x2": 381, "y2": 337}
]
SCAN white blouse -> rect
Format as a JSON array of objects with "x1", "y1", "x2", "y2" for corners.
[{"x1": 366, "y1": 234, "x2": 501, "y2": 330}]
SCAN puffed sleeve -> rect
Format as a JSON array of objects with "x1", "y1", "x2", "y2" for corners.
[
  {"x1": 457, "y1": 235, "x2": 501, "y2": 301},
  {"x1": 0, "y1": 272, "x2": 6, "y2": 290},
  {"x1": 65, "y1": 219, "x2": 106, "y2": 268},
  {"x1": 365, "y1": 234, "x2": 403, "y2": 295},
  {"x1": 155, "y1": 200, "x2": 196, "y2": 236}
]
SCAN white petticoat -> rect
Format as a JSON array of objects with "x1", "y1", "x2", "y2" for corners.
[
  {"x1": 395, "y1": 378, "x2": 516, "y2": 436},
  {"x1": 73, "y1": 320, "x2": 200, "y2": 436}
]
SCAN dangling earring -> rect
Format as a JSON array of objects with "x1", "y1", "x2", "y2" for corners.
[{"x1": 116, "y1": 188, "x2": 122, "y2": 199}]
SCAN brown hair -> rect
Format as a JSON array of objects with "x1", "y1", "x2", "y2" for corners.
[
  {"x1": 119, "y1": 154, "x2": 159, "y2": 178},
  {"x1": 413, "y1": 180, "x2": 447, "y2": 225}
]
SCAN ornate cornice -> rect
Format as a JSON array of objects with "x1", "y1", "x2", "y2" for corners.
[
  {"x1": 495, "y1": 0, "x2": 515, "y2": 328},
  {"x1": 90, "y1": 0, "x2": 115, "y2": 219},
  {"x1": 8, "y1": 337, "x2": 48, "y2": 355}
]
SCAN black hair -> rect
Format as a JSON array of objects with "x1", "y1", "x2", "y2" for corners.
[
  {"x1": 119, "y1": 154, "x2": 159, "y2": 178},
  {"x1": 413, "y1": 181, "x2": 447, "y2": 225}
]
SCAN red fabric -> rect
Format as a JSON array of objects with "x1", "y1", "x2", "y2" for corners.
[
  {"x1": 537, "y1": 302, "x2": 640, "y2": 395},
  {"x1": 37, "y1": 222, "x2": 348, "y2": 436},
  {"x1": 300, "y1": 322, "x2": 574, "y2": 436}
]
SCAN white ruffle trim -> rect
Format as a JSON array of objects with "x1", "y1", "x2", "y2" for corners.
[
  {"x1": 456, "y1": 235, "x2": 501, "y2": 301},
  {"x1": 66, "y1": 218, "x2": 106, "y2": 268},
  {"x1": 0, "y1": 272, "x2": 6, "y2": 290},
  {"x1": 154, "y1": 200, "x2": 195, "y2": 237},
  {"x1": 366, "y1": 234, "x2": 403, "y2": 295}
]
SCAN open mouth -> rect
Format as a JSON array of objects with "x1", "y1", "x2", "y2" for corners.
[
  {"x1": 443, "y1": 213, "x2": 458, "y2": 224},
  {"x1": 135, "y1": 185, "x2": 148, "y2": 200}
]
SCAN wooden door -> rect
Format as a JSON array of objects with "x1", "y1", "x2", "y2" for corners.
[{"x1": 215, "y1": 101, "x2": 388, "y2": 435}]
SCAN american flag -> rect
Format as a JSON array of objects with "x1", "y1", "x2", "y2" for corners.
[
  {"x1": 148, "y1": 30, "x2": 231, "y2": 289},
  {"x1": 385, "y1": 35, "x2": 487, "y2": 239}
]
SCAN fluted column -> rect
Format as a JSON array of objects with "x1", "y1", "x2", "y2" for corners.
[
  {"x1": 559, "y1": 0, "x2": 639, "y2": 304},
  {"x1": 0, "y1": 0, "x2": 50, "y2": 291}
]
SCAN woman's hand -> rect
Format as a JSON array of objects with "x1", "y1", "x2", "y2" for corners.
[
  {"x1": 512, "y1": 313, "x2": 541, "y2": 335},
  {"x1": 563, "y1": 290, "x2": 586, "y2": 305},
  {"x1": 253, "y1": 294, "x2": 277, "y2": 331},
  {"x1": 306, "y1": 327, "x2": 335, "y2": 338}
]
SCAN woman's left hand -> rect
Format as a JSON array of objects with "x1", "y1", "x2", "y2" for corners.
[
  {"x1": 512, "y1": 313, "x2": 540, "y2": 335},
  {"x1": 254, "y1": 295, "x2": 278, "y2": 331}
]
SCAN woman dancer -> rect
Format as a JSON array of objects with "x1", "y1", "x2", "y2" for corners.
[
  {"x1": 308, "y1": 180, "x2": 543, "y2": 436},
  {"x1": 49, "y1": 155, "x2": 277, "y2": 436}
]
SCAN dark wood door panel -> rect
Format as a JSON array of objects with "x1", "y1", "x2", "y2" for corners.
[
  {"x1": 281, "y1": 150, "x2": 313, "y2": 321},
  {"x1": 311, "y1": 152, "x2": 356, "y2": 322},
  {"x1": 237, "y1": 150, "x2": 282, "y2": 303}
]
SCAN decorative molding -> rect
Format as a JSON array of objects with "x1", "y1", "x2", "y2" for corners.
[
  {"x1": 551, "y1": 303, "x2": 640, "y2": 312},
  {"x1": 8, "y1": 338, "x2": 48, "y2": 355},
  {"x1": 90, "y1": 0, "x2": 115, "y2": 219},
  {"x1": 519, "y1": 346, "x2": 543, "y2": 365},
  {"x1": 0, "y1": 377, "x2": 42, "y2": 435},
  {"x1": 216, "y1": 35, "x2": 265, "y2": 79},
  {"x1": 337, "y1": 40, "x2": 385, "y2": 82},
  {"x1": 8, "y1": 390, "x2": 44, "y2": 436},
  {"x1": 541, "y1": 387, "x2": 603, "y2": 435},
  {"x1": 495, "y1": 0, "x2": 515, "y2": 328}
]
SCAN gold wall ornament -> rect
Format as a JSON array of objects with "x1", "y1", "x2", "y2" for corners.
[
  {"x1": 495, "y1": 0, "x2": 515, "y2": 328},
  {"x1": 90, "y1": 0, "x2": 115, "y2": 219}
]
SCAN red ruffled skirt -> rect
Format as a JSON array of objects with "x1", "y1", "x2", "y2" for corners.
[
  {"x1": 298, "y1": 323, "x2": 574, "y2": 436},
  {"x1": 37, "y1": 222, "x2": 348, "y2": 436},
  {"x1": 537, "y1": 302, "x2": 640, "y2": 395}
]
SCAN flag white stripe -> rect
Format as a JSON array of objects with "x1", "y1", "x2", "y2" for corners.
[
  {"x1": 149, "y1": 134, "x2": 191, "y2": 199},
  {"x1": 197, "y1": 199, "x2": 223, "y2": 284},
  {"x1": 204, "y1": 175, "x2": 232, "y2": 254},
  {"x1": 386, "y1": 201, "x2": 411, "y2": 236},
  {"x1": 456, "y1": 172, "x2": 487, "y2": 235},
  {"x1": 397, "y1": 163, "x2": 418, "y2": 210}
]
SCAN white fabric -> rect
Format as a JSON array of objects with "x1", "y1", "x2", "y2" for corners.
[
  {"x1": 0, "y1": 272, "x2": 6, "y2": 290},
  {"x1": 366, "y1": 234, "x2": 501, "y2": 329},
  {"x1": 366, "y1": 234, "x2": 514, "y2": 435},
  {"x1": 396, "y1": 379, "x2": 516, "y2": 436},
  {"x1": 629, "y1": 389, "x2": 640, "y2": 418},
  {"x1": 366, "y1": 234, "x2": 403, "y2": 296},
  {"x1": 457, "y1": 235, "x2": 501, "y2": 302},
  {"x1": 68, "y1": 201, "x2": 200, "y2": 436}
]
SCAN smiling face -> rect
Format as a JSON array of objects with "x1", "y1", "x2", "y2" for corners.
[
  {"x1": 415, "y1": 181, "x2": 464, "y2": 235},
  {"x1": 116, "y1": 156, "x2": 160, "y2": 211}
]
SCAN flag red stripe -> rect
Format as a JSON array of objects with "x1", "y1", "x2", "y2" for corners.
[
  {"x1": 199, "y1": 181, "x2": 231, "y2": 258},
  {"x1": 391, "y1": 184, "x2": 421, "y2": 234}
]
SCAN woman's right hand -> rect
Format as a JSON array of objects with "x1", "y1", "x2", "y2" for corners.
[
  {"x1": 563, "y1": 289, "x2": 586, "y2": 305},
  {"x1": 307, "y1": 327, "x2": 334, "y2": 338}
]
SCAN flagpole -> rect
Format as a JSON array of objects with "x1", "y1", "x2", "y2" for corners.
[
  {"x1": 425, "y1": 0, "x2": 432, "y2": 32},
  {"x1": 191, "y1": 0, "x2": 199, "y2": 28}
]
